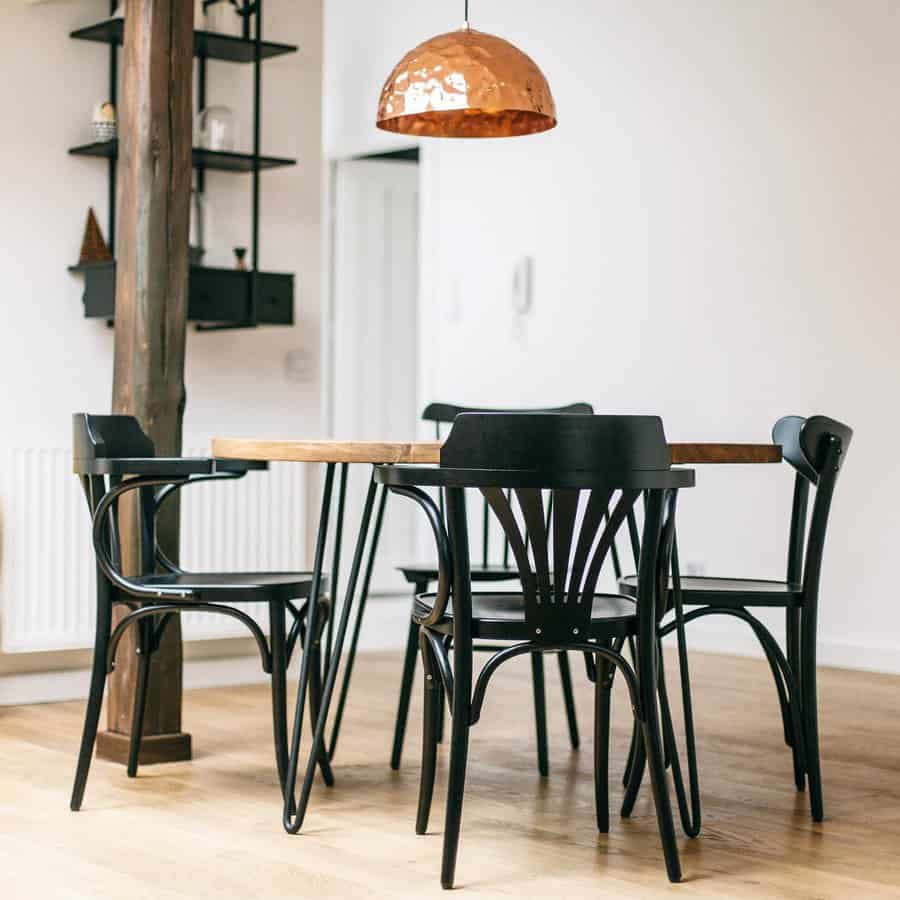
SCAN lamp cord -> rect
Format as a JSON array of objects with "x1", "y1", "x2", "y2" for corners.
[{"x1": 465, "y1": 0, "x2": 469, "y2": 25}]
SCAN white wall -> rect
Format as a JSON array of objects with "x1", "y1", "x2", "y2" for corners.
[
  {"x1": 324, "y1": 0, "x2": 900, "y2": 672},
  {"x1": 0, "y1": 1, "x2": 324, "y2": 676}
]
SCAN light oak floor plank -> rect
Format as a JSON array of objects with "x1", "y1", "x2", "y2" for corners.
[{"x1": 1, "y1": 650, "x2": 899, "y2": 898}]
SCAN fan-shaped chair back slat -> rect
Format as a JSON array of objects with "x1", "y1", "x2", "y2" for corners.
[
  {"x1": 551, "y1": 489, "x2": 579, "y2": 605},
  {"x1": 480, "y1": 484, "x2": 644, "y2": 641},
  {"x1": 515, "y1": 489, "x2": 552, "y2": 602},
  {"x1": 426, "y1": 401, "x2": 595, "y2": 570},
  {"x1": 566, "y1": 488, "x2": 612, "y2": 605},
  {"x1": 481, "y1": 488, "x2": 537, "y2": 603},
  {"x1": 580, "y1": 490, "x2": 642, "y2": 603}
]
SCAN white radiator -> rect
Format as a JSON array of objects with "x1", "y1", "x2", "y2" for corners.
[{"x1": 0, "y1": 448, "x2": 307, "y2": 653}]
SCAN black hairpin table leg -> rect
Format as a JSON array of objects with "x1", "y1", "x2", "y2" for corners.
[
  {"x1": 283, "y1": 474, "x2": 379, "y2": 834},
  {"x1": 282, "y1": 463, "x2": 336, "y2": 825},
  {"x1": 329, "y1": 483, "x2": 389, "y2": 759}
]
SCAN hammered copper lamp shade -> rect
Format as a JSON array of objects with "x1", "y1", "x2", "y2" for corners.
[{"x1": 376, "y1": 27, "x2": 557, "y2": 139}]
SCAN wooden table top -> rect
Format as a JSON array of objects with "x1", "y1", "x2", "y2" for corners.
[{"x1": 212, "y1": 437, "x2": 782, "y2": 466}]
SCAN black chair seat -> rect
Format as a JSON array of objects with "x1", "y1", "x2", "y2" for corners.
[
  {"x1": 138, "y1": 571, "x2": 320, "y2": 604},
  {"x1": 618, "y1": 574, "x2": 803, "y2": 608},
  {"x1": 413, "y1": 591, "x2": 637, "y2": 640},
  {"x1": 399, "y1": 563, "x2": 519, "y2": 585}
]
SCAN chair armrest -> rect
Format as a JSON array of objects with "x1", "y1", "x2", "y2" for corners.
[
  {"x1": 385, "y1": 484, "x2": 453, "y2": 626},
  {"x1": 153, "y1": 469, "x2": 253, "y2": 573},
  {"x1": 213, "y1": 458, "x2": 269, "y2": 473},
  {"x1": 92, "y1": 475, "x2": 197, "y2": 600},
  {"x1": 75, "y1": 457, "x2": 215, "y2": 477}
]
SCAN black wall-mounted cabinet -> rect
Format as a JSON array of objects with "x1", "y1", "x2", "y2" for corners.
[
  {"x1": 70, "y1": 262, "x2": 294, "y2": 328},
  {"x1": 69, "y1": 1, "x2": 298, "y2": 331}
]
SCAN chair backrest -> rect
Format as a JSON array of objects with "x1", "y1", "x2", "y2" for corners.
[
  {"x1": 73, "y1": 413, "x2": 155, "y2": 472},
  {"x1": 423, "y1": 401, "x2": 594, "y2": 569},
  {"x1": 772, "y1": 414, "x2": 852, "y2": 591},
  {"x1": 440, "y1": 414, "x2": 690, "y2": 642},
  {"x1": 423, "y1": 401, "x2": 594, "y2": 433}
]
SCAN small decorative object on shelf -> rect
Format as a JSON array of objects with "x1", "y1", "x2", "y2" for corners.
[
  {"x1": 92, "y1": 102, "x2": 117, "y2": 142},
  {"x1": 197, "y1": 105, "x2": 237, "y2": 152},
  {"x1": 205, "y1": 0, "x2": 243, "y2": 37},
  {"x1": 234, "y1": 247, "x2": 248, "y2": 271},
  {"x1": 79, "y1": 207, "x2": 113, "y2": 265}
]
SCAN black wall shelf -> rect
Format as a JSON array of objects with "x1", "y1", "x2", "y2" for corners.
[
  {"x1": 71, "y1": 19, "x2": 298, "y2": 64},
  {"x1": 69, "y1": 262, "x2": 294, "y2": 328},
  {"x1": 69, "y1": 141, "x2": 296, "y2": 173},
  {"x1": 68, "y1": 1, "x2": 297, "y2": 331}
]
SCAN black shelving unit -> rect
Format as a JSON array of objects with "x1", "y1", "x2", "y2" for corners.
[
  {"x1": 69, "y1": 140, "x2": 296, "y2": 173},
  {"x1": 69, "y1": 0, "x2": 297, "y2": 330},
  {"x1": 70, "y1": 18, "x2": 298, "y2": 63}
]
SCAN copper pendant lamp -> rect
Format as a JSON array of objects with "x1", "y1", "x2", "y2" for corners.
[{"x1": 376, "y1": 2, "x2": 557, "y2": 139}]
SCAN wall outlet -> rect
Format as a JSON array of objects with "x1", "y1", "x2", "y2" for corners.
[{"x1": 284, "y1": 348, "x2": 313, "y2": 384}]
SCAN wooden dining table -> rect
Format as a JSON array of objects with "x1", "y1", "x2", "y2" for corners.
[
  {"x1": 211, "y1": 436, "x2": 782, "y2": 833},
  {"x1": 212, "y1": 438, "x2": 781, "y2": 467}
]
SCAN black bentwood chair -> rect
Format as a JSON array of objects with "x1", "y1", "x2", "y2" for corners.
[
  {"x1": 70, "y1": 413, "x2": 332, "y2": 812},
  {"x1": 389, "y1": 401, "x2": 593, "y2": 772},
  {"x1": 620, "y1": 414, "x2": 852, "y2": 822},
  {"x1": 376, "y1": 413, "x2": 696, "y2": 887}
]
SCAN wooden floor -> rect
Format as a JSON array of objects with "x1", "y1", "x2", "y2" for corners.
[{"x1": 2, "y1": 650, "x2": 900, "y2": 899}]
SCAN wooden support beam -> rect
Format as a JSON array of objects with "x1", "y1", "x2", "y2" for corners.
[{"x1": 98, "y1": 0, "x2": 194, "y2": 767}]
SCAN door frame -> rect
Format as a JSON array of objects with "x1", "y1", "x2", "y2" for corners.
[{"x1": 321, "y1": 147, "x2": 422, "y2": 442}]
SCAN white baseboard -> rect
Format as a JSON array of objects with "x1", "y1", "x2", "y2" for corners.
[
  {"x1": 0, "y1": 594, "x2": 413, "y2": 707},
  {"x1": 672, "y1": 617, "x2": 900, "y2": 675},
  {"x1": 2, "y1": 596, "x2": 897, "y2": 706}
]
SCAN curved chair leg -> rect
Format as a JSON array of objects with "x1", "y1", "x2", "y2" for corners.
[
  {"x1": 308, "y1": 610, "x2": 335, "y2": 787},
  {"x1": 620, "y1": 634, "x2": 681, "y2": 874},
  {"x1": 441, "y1": 662, "x2": 472, "y2": 890},
  {"x1": 757, "y1": 628, "x2": 805, "y2": 792},
  {"x1": 557, "y1": 652, "x2": 580, "y2": 750},
  {"x1": 642, "y1": 707, "x2": 682, "y2": 882},
  {"x1": 594, "y1": 647, "x2": 613, "y2": 833},
  {"x1": 71, "y1": 591, "x2": 113, "y2": 811},
  {"x1": 622, "y1": 723, "x2": 639, "y2": 786},
  {"x1": 435, "y1": 682, "x2": 446, "y2": 744},
  {"x1": 664, "y1": 605, "x2": 806, "y2": 795},
  {"x1": 620, "y1": 728, "x2": 646, "y2": 818},
  {"x1": 787, "y1": 607, "x2": 801, "y2": 716},
  {"x1": 126, "y1": 619, "x2": 153, "y2": 779},
  {"x1": 436, "y1": 636, "x2": 450, "y2": 744},
  {"x1": 786, "y1": 606, "x2": 806, "y2": 791},
  {"x1": 416, "y1": 628, "x2": 439, "y2": 834},
  {"x1": 530, "y1": 652, "x2": 549, "y2": 777},
  {"x1": 391, "y1": 587, "x2": 427, "y2": 770},
  {"x1": 621, "y1": 636, "x2": 640, "y2": 789},
  {"x1": 802, "y1": 610, "x2": 824, "y2": 821},
  {"x1": 657, "y1": 647, "x2": 701, "y2": 838},
  {"x1": 269, "y1": 601, "x2": 290, "y2": 798},
  {"x1": 750, "y1": 614, "x2": 806, "y2": 793}
]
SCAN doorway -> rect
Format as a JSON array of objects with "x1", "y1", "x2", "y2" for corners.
[{"x1": 327, "y1": 153, "x2": 420, "y2": 593}]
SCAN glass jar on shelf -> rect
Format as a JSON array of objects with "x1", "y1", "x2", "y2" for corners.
[
  {"x1": 204, "y1": 0, "x2": 244, "y2": 37},
  {"x1": 196, "y1": 105, "x2": 238, "y2": 152}
]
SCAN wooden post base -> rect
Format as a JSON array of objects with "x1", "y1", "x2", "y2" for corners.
[{"x1": 96, "y1": 730, "x2": 192, "y2": 766}]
